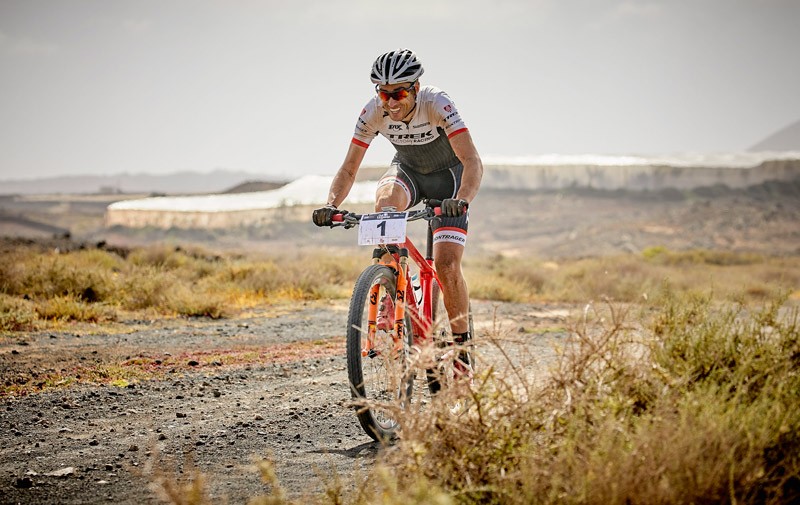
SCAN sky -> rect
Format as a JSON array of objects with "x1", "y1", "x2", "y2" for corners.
[{"x1": 1, "y1": 0, "x2": 799, "y2": 181}]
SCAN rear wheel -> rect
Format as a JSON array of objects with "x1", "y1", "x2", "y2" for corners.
[{"x1": 346, "y1": 264, "x2": 413, "y2": 442}]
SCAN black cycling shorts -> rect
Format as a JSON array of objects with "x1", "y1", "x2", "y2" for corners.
[{"x1": 377, "y1": 162, "x2": 468, "y2": 247}]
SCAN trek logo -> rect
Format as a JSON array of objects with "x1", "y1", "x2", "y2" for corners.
[
  {"x1": 388, "y1": 124, "x2": 403, "y2": 130},
  {"x1": 387, "y1": 130, "x2": 433, "y2": 140}
]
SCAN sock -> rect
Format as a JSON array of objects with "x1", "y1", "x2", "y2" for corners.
[
  {"x1": 452, "y1": 331, "x2": 471, "y2": 366},
  {"x1": 453, "y1": 331, "x2": 471, "y2": 344}
]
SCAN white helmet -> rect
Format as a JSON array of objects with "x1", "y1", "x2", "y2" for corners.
[{"x1": 370, "y1": 49, "x2": 424, "y2": 85}]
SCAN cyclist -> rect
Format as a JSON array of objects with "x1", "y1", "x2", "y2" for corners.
[{"x1": 312, "y1": 48, "x2": 483, "y2": 371}]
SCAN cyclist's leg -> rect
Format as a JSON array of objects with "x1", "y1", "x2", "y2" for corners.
[
  {"x1": 419, "y1": 164, "x2": 471, "y2": 334},
  {"x1": 374, "y1": 163, "x2": 419, "y2": 331},
  {"x1": 375, "y1": 162, "x2": 418, "y2": 212},
  {"x1": 416, "y1": 165, "x2": 474, "y2": 389},
  {"x1": 432, "y1": 225, "x2": 469, "y2": 334},
  {"x1": 433, "y1": 224, "x2": 473, "y2": 380}
]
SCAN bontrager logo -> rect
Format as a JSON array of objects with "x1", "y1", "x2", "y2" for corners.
[{"x1": 433, "y1": 232, "x2": 466, "y2": 245}]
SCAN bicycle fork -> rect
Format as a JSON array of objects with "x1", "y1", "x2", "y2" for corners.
[{"x1": 363, "y1": 248, "x2": 410, "y2": 358}]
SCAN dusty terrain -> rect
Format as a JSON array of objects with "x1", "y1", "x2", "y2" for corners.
[
  {"x1": 0, "y1": 299, "x2": 565, "y2": 504},
  {"x1": 1, "y1": 180, "x2": 799, "y2": 503}
]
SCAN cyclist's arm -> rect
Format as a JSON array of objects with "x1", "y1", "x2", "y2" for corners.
[
  {"x1": 449, "y1": 130, "x2": 483, "y2": 204},
  {"x1": 327, "y1": 142, "x2": 368, "y2": 208}
]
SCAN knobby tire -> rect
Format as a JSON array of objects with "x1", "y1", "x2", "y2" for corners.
[{"x1": 346, "y1": 264, "x2": 413, "y2": 442}]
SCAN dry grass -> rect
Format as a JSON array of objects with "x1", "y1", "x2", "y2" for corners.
[
  {"x1": 368, "y1": 290, "x2": 800, "y2": 505},
  {"x1": 3, "y1": 241, "x2": 799, "y2": 503},
  {"x1": 2, "y1": 242, "x2": 797, "y2": 333},
  {"x1": 151, "y1": 289, "x2": 799, "y2": 505},
  {"x1": 0, "y1": 243, "x2": 363, "y2": 332},
  {"x1": 466, "y1": 249, "x2": 800, "y2": 305}
]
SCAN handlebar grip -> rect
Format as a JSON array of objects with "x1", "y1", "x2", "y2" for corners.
[
  {"x1": 332, "y1": 213, "x2": 344, "y2": 222},
  {"x1": 425, "y1": 199, "x2": 443, "y2": 216}
]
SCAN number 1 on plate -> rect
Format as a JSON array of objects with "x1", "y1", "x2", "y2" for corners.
[{"x1": 358, "y1": 212, "x2": 408, "y2": 245}]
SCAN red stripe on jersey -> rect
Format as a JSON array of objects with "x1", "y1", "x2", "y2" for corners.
[
  {"x1": 447, "y1": 128, "x2": 468, "y2": 139},
  {"x1": 351, "y1": 138, "x2": 370, "y2": 148}
]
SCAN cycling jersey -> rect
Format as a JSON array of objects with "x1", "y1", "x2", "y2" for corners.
[{"x1": 352, "y1": 85, "x2": 468, "y2": 174}]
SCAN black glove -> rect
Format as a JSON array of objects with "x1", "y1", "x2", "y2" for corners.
[
  {"x1": 441, "y1": 198, "x2": 469, "y2": 217},
  {"x1": 312, "y1": 204, "x2": 338, "y2": 227}
]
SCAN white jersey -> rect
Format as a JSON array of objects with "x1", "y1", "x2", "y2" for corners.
[{"x1": 352, "y1": 85, "x2": 468, "y2": 174}]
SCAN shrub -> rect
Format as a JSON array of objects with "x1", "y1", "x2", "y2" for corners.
[
  {"x1": 643, "y1": 246, "x2": 764, "y2": 266},
  {"x1": 35, "y1": 295, "x2": 117, "y2": 324},
  {"x1": 164, "y1": 283, "x2": 228, "y2": 319},
  {"x1": 376, "y1": 290, "x2": 800, "y2": 504},
  {"x1": 1, "y1": 249, "x2": 118, "y2": 302},
  {"x1": 466, "y1": 255, "x2": 548, "y2": 302},
  {"x1": 0, "y1": 294, "x2": 37, "y2": 332}
]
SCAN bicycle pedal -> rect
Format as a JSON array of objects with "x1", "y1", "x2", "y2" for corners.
[{"x1": 362, "y1": 348, "x2": 380, "y2": 359}]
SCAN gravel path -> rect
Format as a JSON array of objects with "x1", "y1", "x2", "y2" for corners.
[{"x1": 0, "y1": 299, "x2": 570, "y2": 504}]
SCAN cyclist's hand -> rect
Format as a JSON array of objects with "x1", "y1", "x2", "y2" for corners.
[
  {"x1": 441, "y1": 198, "x2": 469, "y2": 217},
  {"x1": 312, "y1": 204, "x2": 338, "y2": 227}
]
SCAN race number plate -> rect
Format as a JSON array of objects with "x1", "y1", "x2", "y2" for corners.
[{"x1": 358, "y1": 212, "x2": 408, "y2": 246}]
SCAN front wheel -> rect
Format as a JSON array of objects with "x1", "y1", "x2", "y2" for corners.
[{"x1": 346, "y1": 264, "x2": 413, "y2": 442}]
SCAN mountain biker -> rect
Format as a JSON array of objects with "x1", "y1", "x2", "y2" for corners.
[{"x1": 312, "y1": 48, "x2": 483, "y2": 364}]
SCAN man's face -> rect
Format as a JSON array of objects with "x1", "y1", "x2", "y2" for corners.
[{"x1": 377, "y1": 81, "x2": 418, "y2": 122}]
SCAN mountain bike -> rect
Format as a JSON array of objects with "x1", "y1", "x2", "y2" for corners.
[{"x1": 330, "y1": 199, "x2": 475, "y2": 442}]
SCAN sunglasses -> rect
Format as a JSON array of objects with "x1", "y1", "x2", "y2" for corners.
[{"x1": 376, "y1": 82, "x2": 416, "y2": 102}]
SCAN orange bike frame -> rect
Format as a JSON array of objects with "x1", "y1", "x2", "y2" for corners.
[
  {"x1": 363, "y1": 236, "x2": 441, "y2": 355},
  {"x1": 401, "y1": 237, "x2": 440, "y2": 345},
  {"x1": 359, "y1": 206, "x2": 443, "y2": 355}
]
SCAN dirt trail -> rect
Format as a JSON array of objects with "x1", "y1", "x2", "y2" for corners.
[{"x1": 0, "y1": 299, "x2": 570, "y2": 504}]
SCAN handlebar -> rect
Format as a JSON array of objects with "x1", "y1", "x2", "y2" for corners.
[{"x1": 331, "y1": 199, "x2": 443, "y2": 228}]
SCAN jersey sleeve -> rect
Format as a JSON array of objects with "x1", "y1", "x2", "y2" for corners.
[
  {"x1": 431, "y1": 89, "x2": 468, "y2": 138},
  {"x1": 352, "y1": 99, "x2": 381, "y2": 148}
]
